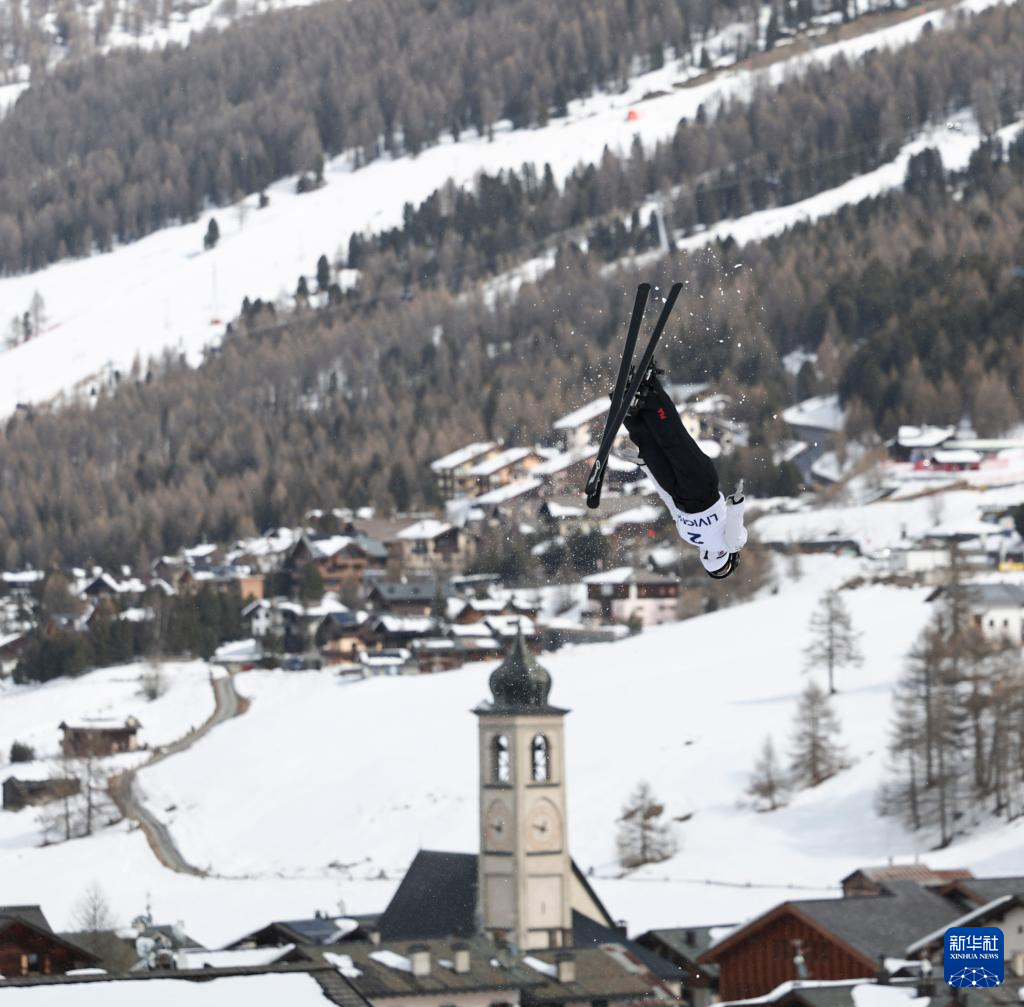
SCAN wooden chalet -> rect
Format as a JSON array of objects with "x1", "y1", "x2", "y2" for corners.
[
  {"x1": 0, "y1": 906, "x2": 98, "y2": 977},
  {"x1": 367, "y1": 579, "x2": 442, "y2": 616},
  {"x1": 314, "y1": 611, "x2": 366, "y2": 663},
  {"x1": 59, "y1": 717, "x2": 140, "y2": 758},
  {"x1": 288, "y1": 532, "x2": 387, "y2": 594},
  {"x1": 698, "y1": 881, "x2": 960, "y2": 1001},
  {"x1": 2, "y1": 776, "x2": 80, "y2": 812},
  {"x1": 840, "y1": 864, "x2": 973, "y2": 898}
]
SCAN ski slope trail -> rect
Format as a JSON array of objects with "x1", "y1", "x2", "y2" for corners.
[{"x1": 0, "y1": 0, "x2": 1014, "y2": 420}]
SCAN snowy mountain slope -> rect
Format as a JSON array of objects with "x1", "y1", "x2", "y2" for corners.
[
  {"x1": 123, "y1": 555, "x2": 978, "y2": 929},
  {"x1": 0, "y1": 0, "x2": 325, "y2": 117},
  {"x1": 0, "y1": 0, "x2": 1012, "y2": 421},
  {"x1": 4, "y1": 555, "x2": 1024, "y2": 945}
]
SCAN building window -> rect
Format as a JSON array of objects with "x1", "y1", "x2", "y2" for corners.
[
  {"x1": 532, "y1": 734, "x2": 550, "y2": 782},
  {"x1": 492, "y1": 735, "x2": 511, "y2": 783}
]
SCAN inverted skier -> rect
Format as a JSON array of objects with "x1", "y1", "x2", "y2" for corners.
[{"x1": 621, "y1": 367, "x2": 747, "y2": 579}]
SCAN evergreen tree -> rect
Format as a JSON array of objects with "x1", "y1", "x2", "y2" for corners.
[
  {"x1": 803, "y1": 589, "x2": 862, "y2": 694},
  {"x1": 789, "y1": 681, "x2": 846, "y2": 788},
  {"x1": 204, "y1": 217, "x2": 220, "y2": 250},
  {"x1": 316, "y1": 254, "x2": 331, "y2": 292},
  {"x1": 616, "y1": 782, "x2": 677, "y2": 869},
  {"x1": 746, "y1": 736, "x2": 788, "y2": 811}
]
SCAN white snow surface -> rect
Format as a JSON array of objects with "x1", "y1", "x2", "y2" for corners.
[
  {"x1": 0, "y1": 660, "x2": 215, "y2": 763},
  {"x1": 4, "y1": 555, "x2": 1024, "y2": 945},
  {"x1": 128, "y1": 555, "x2": 1024, "y2": 931},
  {"x1": 0, "y1": 973, "x2": 335, "y2": 1005},
  {"x1": 0, "y1": 0, "x2": 1014, "y2": 420},
  {"x1": 676, "y1": 114, "x2": 1024, "y2": 254},
  {"x1": 754, "y1": 482, "x2": 1024, "y2": 553}
]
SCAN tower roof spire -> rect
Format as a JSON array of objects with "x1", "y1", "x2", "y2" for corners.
[{"x1": 476, "y1": 629, "x2": 568, "y2": 715}]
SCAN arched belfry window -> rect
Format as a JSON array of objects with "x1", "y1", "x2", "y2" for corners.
[
  {"x1": 531, "y1": 734, "x2": 550, "y2": 782},
  {"x1": 492, "y1": 735, "x2": 511, "y2": 784}
]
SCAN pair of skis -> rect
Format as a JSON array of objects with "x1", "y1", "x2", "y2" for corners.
[{"x1": 584, "y1": 281, "x2": 683, "y2": 510}]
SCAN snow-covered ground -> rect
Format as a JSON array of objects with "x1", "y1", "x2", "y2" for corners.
[
  {"x1": 4, "y1": 553, "x2": 1024, "y2": 945},
  {"x1": 675, "y1": 115, "x2": 1024, "y2": 254},
  {"x1": 0, "y1": 660, "x2": 217, "y2": 768},
  {"x1": 0, "y1": 0, "x2": 1014, "y2": 420},
  {"x1": 754, "y1": 482, "x2": 1024, "y2": 553}
]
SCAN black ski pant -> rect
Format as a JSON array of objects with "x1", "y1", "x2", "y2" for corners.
[{"x1": 622, "y1": 373, "x2": 720, "y2": 514}]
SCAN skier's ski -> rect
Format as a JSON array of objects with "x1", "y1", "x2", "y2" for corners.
[
  {"x1": 584, "y1": 283, "x2": 649, "y2": 509},
  {"x1": 585, "y1": 282, "x2": 683, "y2": 509}
]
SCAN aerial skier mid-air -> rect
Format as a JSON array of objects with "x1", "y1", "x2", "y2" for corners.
[{"x1": 584, "y1": 282, "x2": 748, "y2": 579}]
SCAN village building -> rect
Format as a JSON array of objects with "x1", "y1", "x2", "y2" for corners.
[
  {"x1": 0, "y1": 906, "x2": 99, "y2": 977},
  {"x1": 839, "y1": 864, "x2": 973, "y2": 898},
  {"x1": 698, "y1": 881, "x2": 960, "y2": 1001},
  {"x1": 367, "y1": 580, "x2": 443, "y2": 616},
  {"x1": 431, "y1": 442, "x2": 499, "y2": 499},
  {"x1": 59, "y1": 717, "x2": 141, "y2": 758},
  {"x1": 636, "y1": 927, "x2": 732, "y2": 1007},
  {"x1": 583, "y1": 568, "x2": 680, "y2": 627},
  {"x1": 468, "y1": 448, "x2": 545, "y2": 495},
  {"x1": 2, "y1": 776, "x2": 80, "y2": 812},
  {"x1": 553, "y1": 398, "x2": 608, "y2": 453},
  {"x1": 927, "y1": 583, "x2": 1024, "y2": 645},
  {"x1": 394, "y1": 520, "x2": 476, "y2": 574},
  {"x1": 887, "y1": 425, "x2": 956, "y2": 463}
]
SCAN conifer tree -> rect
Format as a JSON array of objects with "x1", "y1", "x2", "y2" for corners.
[
  {"x1": 804, "y1": 589, "x2": 862, "y2": 694},
  {"x1": 789, "y1": 681, "x2": 846, "y2": 788},
  {"x1": 747, "y1": 736, "x2": 788, "y2": 811},
  {"x1": 616, "y1": 782, "x2": 677, "y2": 869}
]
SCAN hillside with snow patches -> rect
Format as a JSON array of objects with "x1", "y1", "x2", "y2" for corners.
[
  {"x1": 0, "y1": 0, "x2": 1017, "y2": 421},
  {"x1": 6, "y1": 490, "x2": 1024, "y2": 947}
]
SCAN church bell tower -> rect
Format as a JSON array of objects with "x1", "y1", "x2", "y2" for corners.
[{"x1": 474, "y1": 632, "x2": 572, "y2": 952}]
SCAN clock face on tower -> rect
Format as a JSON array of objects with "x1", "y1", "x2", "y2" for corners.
[
  {"x1": 485, "y1": 798, "x2": 513, "y2": 852},
  {"x1": 525, "y1": 798, "x2": 563, "y2": 852}
]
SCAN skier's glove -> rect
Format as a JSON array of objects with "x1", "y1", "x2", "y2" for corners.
[{"x1": 724, "y1": 484, "x2": 747, "y2": 553}]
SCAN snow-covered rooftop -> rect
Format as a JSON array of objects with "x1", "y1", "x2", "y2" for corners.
[
  {"x1": 533, "y1": 445, "x2": 598, "y2": 477},
  {"x1": 467, "y1": 447, "x2": 533, "y2": 477},
  {"x1": 782, "y1": 394, "x2": 845, "y2": 433},
  {"x1": 430, "y1": 441, "x2": 497, "y2": 472},
  {"x1": 553, "y1": 397, "x2": 610, "y2": 430},
  {"x1": 896, "y1": 424, "x2": 956, "y2": 448},
  {"x1": 475, "y1": 478, "x2": 543, "y2": 505},
  {"x1": 397, "y1": 519, "x2": 453, "y2": 541}
]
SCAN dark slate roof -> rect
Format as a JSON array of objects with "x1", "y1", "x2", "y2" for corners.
[
  {"x1": 476, "y1": 631, "x2": 568, "y2": 715},
  {"x1": 377, "y1": 851, "x2": 617, "y2": 947},
  {"x1": 0, "y1": 905, "x2": 52, "y2": 932},
  {"x1": 954, "y1": 876, "x2": 1024, "y2": 906},
  {"x1": 520, "y1": 945, "x2": 665, "y2": 1004},
  {"x1": 377, "y1": 850, "x2": 479, "y2": 941},
  {"x1": 573, "y1": 913, "x2": 684, "y2": 984},
  {"x1": 640, "y1": 925, "x2": 736, "y2": 978},
  {"x1": 370, "y1": 581, "x2": 440, "y2": 604},
  {"x1": 306, "y1": 937, "x2": 542, "y2": 998},
  {"x1": 793, "y1": 882, "x2": 959, "y2": 963},
  {"x1": 0, "y1": 909, "x2": 100, "y2": 966}
]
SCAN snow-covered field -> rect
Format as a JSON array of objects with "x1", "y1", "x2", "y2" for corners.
[
  {"x1": 755, "y1": 482, "x2": 1024, "y2": 554},
  {"x1": 0, "y1": 0, "x2": 1013, "y2": 420},
  {"x1": 0, "y1": 660, "x2": 216, "y2": 768},
  {"x1": 4, "y1": 552, "x2": 1024, "y2": 945}
]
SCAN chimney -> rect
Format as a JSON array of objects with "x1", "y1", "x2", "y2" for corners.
[
  {"x1": 1012, "y1": 952, "x2": 1024, "y2": 978},
  {"x1": 556, "y1": 952, "x2": 576, "y2": 984},
  {"x1": 409, "y1": 944, "x2": 431, "y2": 977},
  {"x1": 452, "y1": 942, "x2": 471, "y2": 975}
]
